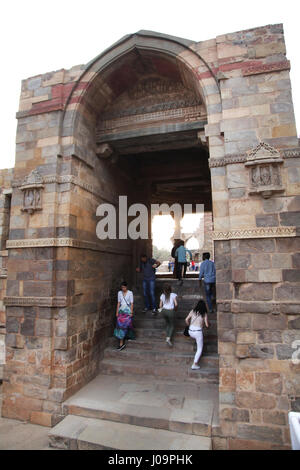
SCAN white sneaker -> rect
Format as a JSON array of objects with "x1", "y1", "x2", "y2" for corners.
[
  {"x1": 166, "y1": 338, "x2": 173, "y2": 347},
  {"x1": 191, "y1": 364, "x2": 201, "y2": 370}
]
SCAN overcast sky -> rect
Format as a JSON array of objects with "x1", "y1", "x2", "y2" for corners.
[{"x1": 0, "y1": 0, "x2": 299, "y2": 170}]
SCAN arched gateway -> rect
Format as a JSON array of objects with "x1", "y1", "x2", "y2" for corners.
[{"x1": 0, "y1": 25, "x2": 299, "y2": 449}]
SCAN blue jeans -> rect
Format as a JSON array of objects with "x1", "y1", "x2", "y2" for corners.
[
  {"x1": 143, "y1": 279, "x2": 156, "y2": 310},
  {"x1": 204, "y1": 282, "x2": 215, "y2": 312}
]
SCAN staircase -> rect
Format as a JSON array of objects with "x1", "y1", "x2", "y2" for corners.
[{"x1": 49, "y1": 279, "x2": 219, "y2": 450}]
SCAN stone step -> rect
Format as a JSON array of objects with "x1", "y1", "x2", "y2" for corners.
[
  {"x1": 100, "y1": 358, "x2": 219, "y2": 384},
  {"x1": 104, "y1": 347, "x2": 219, "y2": 368},
  {"x1": 132, "y1": 318, "x2": 217, "y2": 333},
  {"x1": 134, "y1": 327, "x2": 218, "y2": 344},
  {"x1": 49, "y1": 415, "x2": 212, "y2": 450},
  {"x1": 60, "y1": 374, "x2": 218, "y2": 438},
  {"x1": 108, "y1": 336, "x2": 218, "y2": 354}
]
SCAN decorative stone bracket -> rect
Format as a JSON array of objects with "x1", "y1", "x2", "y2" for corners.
[
  {"x1": 245, "y1": 142, "x2": 284, "y2": 199},
  {"x1": 20, "y1": 170, "x2": 44, "y2": 214}
]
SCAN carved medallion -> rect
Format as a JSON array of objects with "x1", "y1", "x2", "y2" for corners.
[
  {"x1": 20, "y1": 170, "x2": 44, "y2": 214},
  {"x1": 245, "y1": 142, "x2": 284, "y2": 198}
]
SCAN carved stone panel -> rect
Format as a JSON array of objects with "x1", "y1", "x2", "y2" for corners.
[
  {"x1": 20, "y1": 170, "x2": 44, "y2": 214},
  {"x1": 245, "y1": 142, "x2": 284, "y2": 198}
]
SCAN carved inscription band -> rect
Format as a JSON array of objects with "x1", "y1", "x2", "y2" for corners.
[
  {"x1": 6, "y1": 237, "x2": 132, "y2": 256},
  {"x1": 212, "y1": 226, "x2": 297, "y2": 240},
  {"x1": 209, "y1": 148, "x2": 300, "y2": 168},
  {"x1": 4, "y1": 296, "x2": 68, "y2": 307}
]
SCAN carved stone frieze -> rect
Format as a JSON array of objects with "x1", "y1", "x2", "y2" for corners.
[
  {"x1": 212, "y1": 226, "x2": 296, "y2": 240},
  {"x1": 97, "y1": 76, "x2": 206, "y2": 136}
]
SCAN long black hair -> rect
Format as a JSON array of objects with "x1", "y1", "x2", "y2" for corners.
[
  {"x1": 192, "y1": 299, "x2": 207, "y2": 317},
  {"x1": 163, "y1": 283, "x2": 172, "y2": 302}
]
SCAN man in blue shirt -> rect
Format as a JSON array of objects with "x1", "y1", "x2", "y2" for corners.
[
  {"x1": 175, "y1": 241, "x2": 193, "y2": 285},
  {"x1": 136, "y1": 254, "x2": 161, "y2": 314},
  {"x1": 199, "y1": 252, "x2": 216, "y2": 313}
]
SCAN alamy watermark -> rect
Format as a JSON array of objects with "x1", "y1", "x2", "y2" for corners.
[{"x1": 96, "y1": 196, "x2": 204, "y2": 241}]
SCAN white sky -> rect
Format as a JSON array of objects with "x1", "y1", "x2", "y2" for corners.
[{"x1": 0, "y1": 0, "x2": 299, "y2": 170}]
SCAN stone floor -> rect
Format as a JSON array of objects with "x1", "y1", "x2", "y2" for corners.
[
  {"x1": 0, "y1": 384, "x2": 53, "y2": 450},
  {"x1": 49, "y1": 373, "x2": 219, "y2": 449}
]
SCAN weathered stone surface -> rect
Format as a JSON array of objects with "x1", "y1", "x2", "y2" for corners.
[
  {"x1": 237, "y1": 424, "x2": 283, "y2": 444},
  {"x1": 256, "y1": 373, "x2": 282, "y2": 395},
  {"x1": 236, "y1": 283, "x2": 273, "y2": 301},
  {"x1": 236, "y1": 392, "x2": 276, "y2": 410}
]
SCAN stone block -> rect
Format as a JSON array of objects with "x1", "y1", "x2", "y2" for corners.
[
  {"x1": 280, "y1": 211, "x2": 300, "y2": 227},
  {"x1": 239, "y1": 238, "x2": 275, "y2": 253},
  {"x1": 276, "y1": 344, "x2": 293, "y2": 360},
  {"x1": 258, "y1": 330, "x2": 282, "y2": 343},
  {"x1": 256, "y1": 372, "x2": 282, "y2": 395},
  {"x1": 276, "y1": 237, "x2": 300, "y2": 253},
  {"x1": 236, "y1": 371, "x2": 255, "y2": 392},
  {"x1": 21, "y1": 318, "x2": 35, "y2": 336},
  {"x1": 30, "y1": 411, "x2": 52, "y2": 427},
  {"x1": 263, "y1": 411, "x2": 286, "y2": 426},
  {"x1": 256, "y1": 214, "x2": 279, "y2": 227},
  {"x1": 275, "y1": 285, "x2": 300, "y2": 302},
  {"x1": 236, "y1": 392, "x2": 276, "y2": 410},
  {"x1": 250, "y1": 253, "x2": 271, "y2": 269},
  {"x1": 258, "y1": 269, "x2": 282, "y2": 282},
  {"x1": 237, "y1": 331, "x2": 256, "y2": 344},
  {"x1": 236, "y1": 283, "x2": 273, "y2": 301},
  {"x1": 36, "y1": 319, "x2": 52, "y2": 337},
  {"x1": 232, "y1": 255, "x2": 251, "y2": 269},
  {"x1": 237, "y1": 423, "x2": 283, "y2": 444},
  {"x1": 272, "y1": 254, "x2": 292, "y2": 269}
]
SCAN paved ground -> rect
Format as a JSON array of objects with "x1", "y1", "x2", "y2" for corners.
[{"x1": 0, "y1": 384, "x2": 53, "y2": 450}]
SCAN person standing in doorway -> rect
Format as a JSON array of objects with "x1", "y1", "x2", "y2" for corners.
[
  {"x1": 136, "y1": 254, "x2": 161, "y2": 315},
  {"x1": 185, "y1": 299, "x2": 209, "y2": 369},
  {"x1": 159, "y1": 283, "x2": 178, "y2": 347},
  {"x1": 114, "y1": 281, "x2": 135, "y2": 351},
  {"x1": 175, "y1": 240, "x2": 193, "y2": 285},
  {"x1": 171, "y1": 239, "x2": 181, "y2": 279},
  {"x1": 199, "y1": 252, "x2": 216, "y2": 313}
]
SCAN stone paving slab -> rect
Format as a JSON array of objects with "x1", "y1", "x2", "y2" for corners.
[
  {"x1": 49, "y1": 415, "x2": 212, "y2": 450},
  {"x1": 63, "y1": 374, "x2": 218, "y2": 437}
]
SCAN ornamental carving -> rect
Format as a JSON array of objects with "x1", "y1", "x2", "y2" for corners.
[
  {"x1": 97, "y1": 76, "x2": 205, "y2": 136},
  {"x1": 245, "y1": 142, "x2": 284, "y2": 198},
  {"x1": 20, "y1": 170, "x2": 44, "y2": 214}
]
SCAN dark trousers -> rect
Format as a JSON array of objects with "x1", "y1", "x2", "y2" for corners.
[
  {"x1": 204, "y1": 282, "x2": 215, "y2": 312},
  {"x1": 142, "y1": 279, "x2": 156, "y2": 309},
  {"x1": 177, "y1": 262, "x2": 187, "y2": 280}
]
